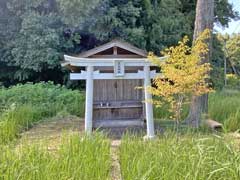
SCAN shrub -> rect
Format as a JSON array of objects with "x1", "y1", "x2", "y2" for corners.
[
  {"x1": 0, "y1": 82, "x2": 85, "y2": 144},
  {"x1": 0, "y1": 82, "x2": 85, "y2": 117},
  {"x1": 226, "y1": 74, "x2": 240, "y2": 89}
]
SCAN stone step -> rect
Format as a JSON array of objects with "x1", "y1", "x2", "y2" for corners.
[{"x1": 93, "y1": 119, "x2": 145, "y2": 128}]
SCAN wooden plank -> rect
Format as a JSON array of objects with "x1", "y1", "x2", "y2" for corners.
[
  {"x1": 93, "y1": 106, "x2": 143, "y2": 120},
  {"x1": 113, "y1": 46, "x2": 118, "y2": 55},
  {"x1": 90, "y1": 55, "x2": 142, "y2": 58},
  {"x1": 93, "y1": 104, "x2": 143, "y2": 109},
  {"x1": 77, "y1": 39, "x2": 147, "y2": 58},
  {"x1": 93, "y1": 79, "x2": 144, "y2": 122}
]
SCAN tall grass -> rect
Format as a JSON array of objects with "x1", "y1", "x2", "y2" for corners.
[
  {"x1": 0, "y1": 105, "x2": 43, "y2": 144},
  {"x1": 0, "y1": 133, "x2": 111, "y2": 180},
  {"x1": 154, "y1": 89, "x2": 240, "y2": 132},
  {"x1": 209, "y1": 89, "x2": 240, "y2": 132},
  {"x1": 120, "y1": 133, "x2": 240, "y2": 180}
]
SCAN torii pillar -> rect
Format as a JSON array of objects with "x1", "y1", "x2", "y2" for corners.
[
  {"x1": 85, "y1": 65, "x2": 93, "y2": 134},
  {"x1": 144, "y1": 65, "x2": 155, "y2": 139}
]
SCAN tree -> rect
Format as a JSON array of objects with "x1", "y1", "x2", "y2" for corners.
[
  {"x1": 210, "y1": 34, "x2": 225, "y2": 89},
  {"x1": 148, "y1": 30, "x2": 211, "y2": 131},
  {"x1": 225, "y1": 34, "x2": 240, "y2": 75},
  {"x1": 57, "y1": 0, "x2": 100, "y2": 27},
  {"x1": 90, "y1": 0, "x2": 193, "y2": 53},
  {"x1": 0, "y1": 0, "x2": 97, "y2": 86},
  {"x1": 0, "y1": 0, "x2": 238, "y2": 87},
  {"x1": 186, "y1": 0, "x2": 214, "y2": 127}
]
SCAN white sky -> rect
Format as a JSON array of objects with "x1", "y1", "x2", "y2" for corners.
[{"x1": 214, "y1": 0, "x2": 240, "y2": 34}]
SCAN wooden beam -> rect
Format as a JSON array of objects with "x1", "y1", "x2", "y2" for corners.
[
  {"x1": 113, "y1": 46, "x2": 118, "y2": 55},
  {"x1": 70, "y1": 70, "x2": 162, "y2": 80},
  {"x1": 90, "y1": 55, "x2": 142, "y2": 58},
  {"x1": 63, "y1": 55, "x2": 168, "y2": 67}
]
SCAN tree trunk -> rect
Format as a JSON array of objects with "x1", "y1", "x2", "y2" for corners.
[{"x1": 186, "y1": 0, "x2": 214, "y2": 127}]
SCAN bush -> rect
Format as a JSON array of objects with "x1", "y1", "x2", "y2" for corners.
[
  {"x1": 0, "y1": 82, "x2": 85, "y2": 144},
  {"x1": 226, "y1": 74, "x2": 240, "y2": 89},
  {"x1": 0, "y1": 134, "x2": 111, "y2": 180},
  {"x1": 120, "y1": 134, "x2": 240, "y2": 180},
  {"x1": 0, "y1": 82, "x2": 85, "y2": 117}
]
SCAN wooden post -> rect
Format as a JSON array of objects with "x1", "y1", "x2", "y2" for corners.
[
  {"x1": 144, "y1": 66, "x2": 155, "y2": 139},
  {"x1": 85, "y1": 66, "x2": 94, "y2": 134}
]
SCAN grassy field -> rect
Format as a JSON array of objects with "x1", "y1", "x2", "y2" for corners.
[
  {"x1": 154, "y1": 89, "x2": 240, "y2": 132},
  {"x1": 120, "y1": 133, "x2": 240, "y2": 180},
  {"x1": 209, "y1": 89, "x2": 240, "y2": 132},
  {"x1": 0, "y1": 83, "x2": 240, "y2": 179},
  {"x1": 0, "y1": 134, "x2": 111, "y2": 180}
]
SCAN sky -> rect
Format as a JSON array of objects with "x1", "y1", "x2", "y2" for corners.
[{"x1": 214, "y1": 0, "x2": 240, "y2": 34}]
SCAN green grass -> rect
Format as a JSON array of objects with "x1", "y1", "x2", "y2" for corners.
[
  {"x1": 209, "y1": 89, "x2": 240, "y2": 132},
  {"x1": 0, "y1": 133, "x2": 111, "y2": 180},
  {"x1": 0, "y1": 105, "x2": 43, "y2": 144},
  {"x1": 154, "y1": 89, "x2": 240, "y2": 132},
  {"x1": 120, "y1": 133, "x2": 240, "y2": 180}
]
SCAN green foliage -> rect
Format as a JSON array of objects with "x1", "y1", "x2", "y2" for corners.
[
  {"x1": 225, "y1": 33, "x2": 240, "y2": 75},
  {"x1": 214, "y1": 33, "x2": 240, "y2": 90},
  {"x1": 211, "y1": 34, "x2": 225, "y2": 89},
  {"x1": 120, "y1": 134, "x2": 240, "y2": 180},
  {"x1": 0, "y1": 82, "x2": 85, "y2": 144},
  {"x1": 0, "y1": 0, "x2": 239, "y2": 86},
  {"x1": 91, "y1": 0, "x2": 193, "y2": 53},
  {"x1": 226, "y1": 74, "x2": 240, "y2": 89},
  {"x1": 57, "y1": 0, "x2": 100, "y2": 27},
  {"x1": 154, "y1": 89, "x2": 240, "y2": 132},
  {"x1": 0, "y1": 133, "x2": 111, "y2": 180},
  {"x1": 0, "y1": 82, "x2": 85, "y2": 116},
  {"x1": 214, "y1": 0, "x2": 240, "y2": 26}
]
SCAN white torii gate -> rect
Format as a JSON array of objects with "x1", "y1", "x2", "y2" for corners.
[{"x1": 62, "y1": 40, "x2": 165, "y2": 139}]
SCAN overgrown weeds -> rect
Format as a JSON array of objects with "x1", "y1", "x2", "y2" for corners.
[
  {"x1": 154, "y1": 89, "x2": 240, "y2": 132},
  {"x1": 120, "y1": 133, "x2": 240, "y2": 180},
  {"x1": 0, "y1": 133, "x2": 111, "y2": 180}
]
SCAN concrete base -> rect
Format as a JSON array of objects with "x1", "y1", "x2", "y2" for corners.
[{"x1": 143, "y1": 135, "x2": 156, "y2": 141}]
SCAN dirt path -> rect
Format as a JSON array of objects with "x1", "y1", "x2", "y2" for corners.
[
  {"x1": 110, "y1": 140, "x2": 122, "y2": 180},
  {"x1": 19, "y1": 115, "x2": 84, "y2": 149}
]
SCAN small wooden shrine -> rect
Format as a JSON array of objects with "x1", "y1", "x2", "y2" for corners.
[{"x1": 62, "y1": 39, "x2": 164, "y2": 138}]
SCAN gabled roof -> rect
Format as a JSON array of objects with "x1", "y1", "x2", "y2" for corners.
[{"x1": 77, "y1": 39, "x2": 148, "y2": 58}]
